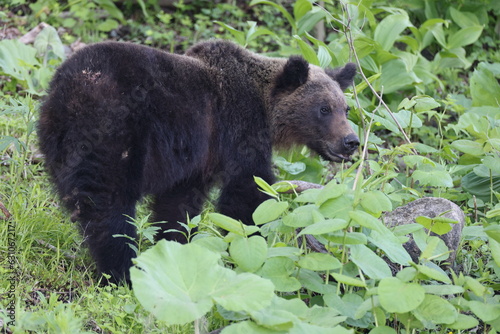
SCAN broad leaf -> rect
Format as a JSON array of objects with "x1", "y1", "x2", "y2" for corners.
[
  {"x1": 349, "y1": 244, "x2": 392, "y2": 279},
  {"x1": 378, "y1": 277, "x2": 425, "y2": 313},
  {"x1": 374, "y1": 13, "x2": 413, "y2": 51},
  {"x1": 230, "y1": 236, "x2": 268, "y2": 272},
  {"x1": 413, "y1": 294, "x2": 458, "y2": 326},
  {"x1": 253, "y1": 199, "x2": 288, "y2": 225}
]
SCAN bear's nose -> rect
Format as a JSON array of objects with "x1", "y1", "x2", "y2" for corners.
[{"x1": 343, "y1": 134, "x2": 360, "y2": 152}]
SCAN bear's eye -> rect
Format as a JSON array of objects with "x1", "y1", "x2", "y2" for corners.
[
  {"x1": 320, "y1": 106, "x2": 331, "y2": 115},
  {"x1": 345, "y1": 106, "x2": 351, "y2": 116}
]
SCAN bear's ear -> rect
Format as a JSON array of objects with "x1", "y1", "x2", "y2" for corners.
[
  {"x1": 326, "y1": 62, "x2": 356, "y2": 91},
  {"x1": 274, "y1": 56, "x2": 309, "y2": 93}
]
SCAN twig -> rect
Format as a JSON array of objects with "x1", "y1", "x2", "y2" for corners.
[
  {"x1": 282, "y1": 180, "x2": 324, "y2": 193},
  {"x1": 339, "y1": 3, "x2": 417, "y2": 154},
  {"x1": 0, "y1": 201, "x2": 11, "y2": 220},
  {"x1": 36, "y1": 239, "x2": 77, "y2": 260}
]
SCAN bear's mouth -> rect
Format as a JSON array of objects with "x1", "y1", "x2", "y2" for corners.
[
  {"x1": 308, "y1": 141, "x2": 353, "y2": 162},
  {"x1": 325, "y1": 150, "x2": 353, "y2": 162}
]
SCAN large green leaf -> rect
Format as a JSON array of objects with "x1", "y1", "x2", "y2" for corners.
[
  {"x1": 298, "y1": 252, "x2": 342, "y2": 271},
  {"x1": 131, "y1": 240, "x2": 274, "y2": 325},
  {"x1": 447, "y1": 26, "x2": 483, "y2": 49},
  {"x1": 360, "y1": 191, "x2": 392, "y2": 216},
  {"x1": 0, "y1": 39, "x2": 39, "y2": 80},
  {"x1": 253, "y1": 199, "x2": 289, "y2": 225},
  {"x1": 349, "y1": 244, "x2": 392, "y2": 279},
  {"x1": 470, "y1": 62, "x2": 500, "y2": 107},
  {"x1": 412, "y1": 294, "x2": 458, "y2": 326},
  {"x1": 451, "y1": 139, "x2": 485, "y2": 156},
  {"x1": 462, "y1": 172, "x2": 500, "y2": 201},
  {"x1": 374, "y1": 13, "x2": 412, "y2": 51},
  {"x1": 230, "y1": 236, "x2": 268, "y2": 272},
  {"x1": 298, "y1": 218, "x2": 348, "y2": 236},
  {"x1": 449, "y1": 7, "x2": 480, "y2": 28},
  {"x1": 33, "y1": 25, "x2": 65, "y2": 60},
  {"x1": 378, "y1": 277, "x2": 425, "y2": 313}
]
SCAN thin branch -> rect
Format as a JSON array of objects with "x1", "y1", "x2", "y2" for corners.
[
  {"x1": 36, "y1": 239, "x2": 77, "y2": 260},
  {"x1": 340, "y1": 3, "x2": 417, "y2": 154},
  {"x1": 0, "y1": 201, "x2": 11, "y2": 220}
]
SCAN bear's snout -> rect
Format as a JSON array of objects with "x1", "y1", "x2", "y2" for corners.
[{"x1": 343, "y1": 133, "x2": 360, "y2": 153}]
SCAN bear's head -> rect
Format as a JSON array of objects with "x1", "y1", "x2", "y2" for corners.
[{"x1": 270, "y1": 57, "x2": 359, "y2": 162}]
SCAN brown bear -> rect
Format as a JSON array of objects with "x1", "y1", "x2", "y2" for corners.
[{"x1": 38, "y1": 39, "x2": 359, "y2": 283}]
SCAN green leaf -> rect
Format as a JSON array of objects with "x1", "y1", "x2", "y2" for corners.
[
  {"x1": 245, "y1": 21, "x2": 276, "y2": 44},
  {"x1": 0, "y1": 39, "x2": 39, "y2": 80},
  {"x1": 447, "y1": 26, "x2": 483, "y2": 49},
  {"x1": 412, "y1": 169, "x2": 453, "y2": 188},
  {"x1": 298, "y1": 252, "x2": 342, "y2": 271},
  {"x1": 316, "y1": 182, "x2": 347, "y2": 206},
  {"x1": 298, "y1": 218, "x2": 348, "y2": 236},
  {"x1": 330, "y1": 272, "x2": 367, "y2": 287},
  {"x1": 96, "y1": 18, "x2": 119, "y2": 32},
  {"x1": 33, "y1": 25, "x2": 65, "y2": 60},
  {"x1": 470, "y1": 62, "x2": 500, "y2": 107},
  {"x1": 283, "y1": 204, "x2": 317, "y2": 228},
  {"x1": 349, "y1": 210, "x2": 385, "y2": 233},
  {"x1": 230, "y1": 236, "x2": 268, "y2": 272},
  {"x1": 320, "y1": 196, "x2": 353, "y2": 221},
  {"x1": 317, "y1": 45, "x2": 332, "y2": 69},
  {"x1": 468, "y1": 301, "x2": 500, "y2": 322},
  {"x1": 378, "y1": 277, "x2": 425, "y2": 313},
  {"x1": 222, "y1": 320, "x2": 280, "y2": 333},
  {"x1": 326, "y1": 232, "x2": 368, "y2": 245},
  {"x1": 369, "y1": 327, "x2": 397, "y2": 334},
  {"x1": 293, "y1": 35, "x2": 319, "y2": 65},
  {"x1": 379, "y1": 59, "x2": 416, "y2": 94},
  {"x1": 415, "y1": 216, "x2": 457, "y2": 236},
  {"x1": 413, "y1": 96, "x2": 440, "y2": 112},
  {"x1": 465, "y1": 276, "x2": 487, "y2": 297},
  {"x1": 252, "y1": 199, "x2": 288, "y2": 225},
  {"x1": 451, "y1": 139, "x2": 484, "y2": 156},
  {"x1": 131, "y1": 240, "x2": 273, "y2": 325},
  {"x1": 95, "y1": 0, "x2": 125, "y2": 22},
  {"x1": 214, "y1": 21, "x2": 246, "y2": 46},
  {"x1": 415, "y1": 264, "x2": 452, "y2": 284},
  {"x1": 413, "y1": 294, "x2": 458, "y2": 326},
  {"x1": 484, "y1": 225, "x2": 500, "y2": 243},
  {"x1": 489, "y1": 237, "x2": 500, "y2": 267},
  {"x1": 293, "y1": 0, "x2": 312, "y2": 21},
  {"x1": 462, "y1": 172, "x2": 500, "y2": 201},
  {"x1": 274, "y1": 156, "x2": 306, "y2": 175},
  {"x1": 212, "y1": 272, "x2": 275, "y2": 313},
  {"x1": 297, "y1": 7, "x2": 325, "y2": 35},
  {"x1": 422, "y1": 284, "x2": 464, "y2": 295},
  {"x1": 449, "y1": 7, "x2": 479, "y2": 28},
  {"x1": 257, "y1": 257, "x2": 301, "y2": 292},
  {"x1": 208, "y1": 213, "x2": 246, "y2": 236},
  {"x1": 254, "y1": 176, "x2": 279, "y2": 198},
  {"x1": 360, "y1": 191, "x2": 392, "y2": 216},
  {"x1": 369, "y1": 230, "x2": 412, "y2": 266},
  {"x1": 448, "y1": 313, "x2": 480, "y2": 330},
  {"x1": 349, "y1": 244, "x2": 392, "y2": 279},
  {"x1": 374, "y1": 13, "x2": 412, "y2": 51}
]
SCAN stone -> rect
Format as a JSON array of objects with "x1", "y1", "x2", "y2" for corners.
[{"x1": 383, "y1": 197, "x2": 465, "y2": 266}]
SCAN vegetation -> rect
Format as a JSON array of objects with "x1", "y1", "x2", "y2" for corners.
[{"x1": 1, "y1": 0, "x2": 499, "y2": 333}]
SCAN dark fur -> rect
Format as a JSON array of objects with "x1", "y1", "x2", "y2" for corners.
[{"x1": 38, "y1": 40, "x2": 358, "y2": 283}]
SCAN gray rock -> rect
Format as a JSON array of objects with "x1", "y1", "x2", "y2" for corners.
[{"x1": 383, "y1": 197, "x2": 465, "y2": 266}]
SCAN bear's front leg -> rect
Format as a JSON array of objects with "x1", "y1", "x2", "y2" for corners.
[
  {"x1": 78, "y1": 205, "x2": 137, "y2": 284},
  {"x1": 217, "y1": 170, "x2": 275, "y2": 226}
]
